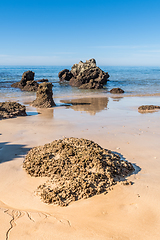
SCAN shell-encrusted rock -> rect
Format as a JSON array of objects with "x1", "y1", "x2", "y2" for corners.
[
  {"x1": 0, "y1": 101, "x2": 27, "y2": 119},
  {"x1": 138, "y1": 105, "x2": 160, "y2": 112},
  {"x1": 23, "y1": 137, "x2": 134, "y2": 206}
]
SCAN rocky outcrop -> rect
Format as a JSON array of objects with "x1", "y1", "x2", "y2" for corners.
[
  {"x1": 71, "y1": 58, "x2": 97, "y2": 75},
  {"x1": 23, "y1": 137, "x2": 134, "y2": 206},
  {"x1": 58, "y1": 69, "x2": 73, "y2": 81},
  {"x1": 138, "y1": 105, "x2": 160, "y2": 112},
  {"x1": 58, "y1": 59, "x2": 110, "y2": 89},
  {"x1": 32, "y1": 82, "x2": 56, "y2": 108},
  {"x1": 0, "y1": 102, "x2": 27, "y2": 119},
  {"x1": 110, "y1": 88, "x2": 124, "y2": 93},
  {"x1": 11, "y1": 70, "x2": 39, "y2": 92},
  {"x1": 22, "y1": 70, "x2": 35, "y2": 82}
]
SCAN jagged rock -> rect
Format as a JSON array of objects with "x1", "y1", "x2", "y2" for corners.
[
  {"x1": 138, "y1": 105, "x2": 160, "y2": 112},
  {"x1": 58, "y1": 69, "x2": 73, "y2": 81},
  {"x1": 32, "y1": 82, "x2": 56, "y2": 108},
  {"x1": 21, "y1": 80, "x2": 39, "y2": 91},
  {"x1": 71, "y1": 58, "x2": 97, "y2": 76},
  {"x1": 11, "y1": 70, "x2": 39, "y2": 92},
  {"x1": 22, "y1": 70, "x2": 34, "y2": 81},
  {"x1": 58, "y1": 59, "x2": 109, "y2": 89},
  {"x1": 36, "y1": 79, "x2": 49, "y2": 83},
  {"x1": 110, "y1": 88, "x2": 124, "y2": 93},
  {"x1": 23, "y1": 137, "x2": 135, "y2": 206},
  {"x1": 0, "y1": 102, "x2": 27, "y2": 119}
]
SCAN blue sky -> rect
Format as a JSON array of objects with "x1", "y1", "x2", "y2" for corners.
[{"x1": 0, "y1": 0, "x2": 160, "y2": 66}]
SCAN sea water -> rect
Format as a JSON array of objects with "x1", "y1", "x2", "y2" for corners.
[{"x1": 0, "y1": 66, "x2": 160, "y2": 101}]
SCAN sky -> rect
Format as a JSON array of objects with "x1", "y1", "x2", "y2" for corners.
[{"x1": 0, "y1": 0, "x2": 160, "y2": 66}]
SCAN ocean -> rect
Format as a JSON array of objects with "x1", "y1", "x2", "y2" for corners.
[{"x1": 0, "y1": 66, "x2": 160, "y2": 101}]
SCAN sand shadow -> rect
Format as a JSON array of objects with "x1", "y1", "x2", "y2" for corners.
[
  {"x1": 112, "y1": 151, "x2": 141, "y2": 183},
  {"x1": 0, "y1": 142, "x2": 30, "y2": 163}
]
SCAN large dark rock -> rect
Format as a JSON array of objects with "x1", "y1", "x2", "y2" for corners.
[
  {"x1": 32, "y1": 82, "x2": 56, "y2": 108},
  {"x1": 58, "y1": 69, "x2": 73, "y2": 81},
  {"x1": 58, "y1": 58, "x2": 109, "y2": 89},
  {"x1": 22, "y1": 70, "x2": 35, "y2": 82},
  {"x1": 11, "y1": 70, "x2": 39, "y2": 92},
  {"x1": 110, "y1": 88, "x2": 124, "y2": 94},
  {"x1": 0, "y1": 102, "x2": 27, "y2": 119}
]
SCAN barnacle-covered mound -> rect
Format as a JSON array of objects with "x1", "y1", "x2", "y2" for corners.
[
  {"x1": 138, "y1": 105, "x2": 160, "y2": 112},
  {"x1": 23, "y1": 137, "x2": 134, "y2": 206},
  {"x1": 0, "y1": 101, "x2": 27, "y2": 119}
]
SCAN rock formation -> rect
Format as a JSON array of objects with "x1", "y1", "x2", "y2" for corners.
[
  {"x1": 11, "y1": 70, "x2": 39, "y2": 91},
  {"x1": 58, "y1": 69, "x2": 73, "y2": 81},
  {"x1": 0, "y1": 102, "x2": 27, "y2": 119},
  {"x1": 138, "y1": 105, "x2": 160, "y2": 112},
  {"x1": 110, "y1": 88, "x2": 124, "y2": 93},
  {"x1": 58, "y1": 59, "x2": 110, "y2": 89},
  {"x1": 23, "y1": 137, "x2": 134, "y2": 206},
  {"x1": 32, "y1": 82, "x2": 56, "y2": 108}
]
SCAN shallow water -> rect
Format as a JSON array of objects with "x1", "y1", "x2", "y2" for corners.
[{"x1": 0, "y1": 66, "x2": 160, "y2": 101}]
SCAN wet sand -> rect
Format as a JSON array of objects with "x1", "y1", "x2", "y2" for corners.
[{"x1": 0, "y1": 94, "x2": 160, "y2": 239}]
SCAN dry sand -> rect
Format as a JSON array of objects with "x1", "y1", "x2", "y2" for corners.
[{"x1": 0, "y1": 94, "x2": 160, "y2": 239}]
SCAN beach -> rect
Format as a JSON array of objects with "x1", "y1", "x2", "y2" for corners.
[
  {"x1": 0, "y1": 90, "x2": 160, "y2": 239},
  {"x1": 1, "y1": 0, "x2": 160, "y2": 237}
]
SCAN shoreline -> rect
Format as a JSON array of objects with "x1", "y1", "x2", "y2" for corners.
[{"x1": 0, "y1": 93, "x2": 160, "y2": 239}]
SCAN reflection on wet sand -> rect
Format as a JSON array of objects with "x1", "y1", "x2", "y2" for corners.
[
  {"x1": 60, "y1": 97, "x2": 109, "y2": 115},
  {"x1": 37, "y1": 108, "x2": 54, "y2": 119},
  {"x1": 110, "y1": 96, "x2": 124, "y2": 102}
]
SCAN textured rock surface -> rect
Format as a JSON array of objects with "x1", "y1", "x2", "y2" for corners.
[
  {"x1": 138, "y1": 105, "x2": 160, "y2": 112},
  {"x1": 71, "y1": 58, "x2": 97, "y2": 76},
  {"x1": 58, "y1": 59, "x2": 109, "y2": 89},
  {"x1": 32, "y1": 82, "x2": 56, "y2": 108},
  {"x1": 11, "y1": 70, "x2": 39, "y2": 92},
  {"x1": 23, "y1": 137, "x2": 134, "y2": 206},
  {"x1": 0, "y1": 102, "x2": 27, "y2": 119},
  {"x1": 58, "y1": 69, "x2": 73, "y2": 81},
  {"x1": 36, "y1": 79, "x2": 49, "y2": 83},
  {"x1": 110, "y1": 88, "x2": 124, "y2": 93}
]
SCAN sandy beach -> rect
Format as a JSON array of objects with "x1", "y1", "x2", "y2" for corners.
[{"x1": 0, "y1": 94, "x2": 160, "y2": 240}]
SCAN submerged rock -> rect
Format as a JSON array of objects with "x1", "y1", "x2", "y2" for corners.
[
  {"x1": 32, "y1": 82, "x2": 56, "y2": 108},
  {"x1": 11, "y1": 70, "x2": 39, "y2": 92},
  {"x1": 23, "y1": 137, "x2": 134, "y2": 207},
  {"x1": 0, "y1": 102, "x2": 27, "y2": 119},
  {"x1": 138, "y1": 105, "x2": 160, "y2": 112},
  {"x1": 110, "y1": 88, "x2": 124, "y2": 93},
  {"x1": 58, "y1": 58, "x2": 110, "y2": 89}
]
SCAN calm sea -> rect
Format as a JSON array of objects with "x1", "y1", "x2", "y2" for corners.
[{"x1": 0, "y1": 66, "x2": 160, "y2": 100}]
